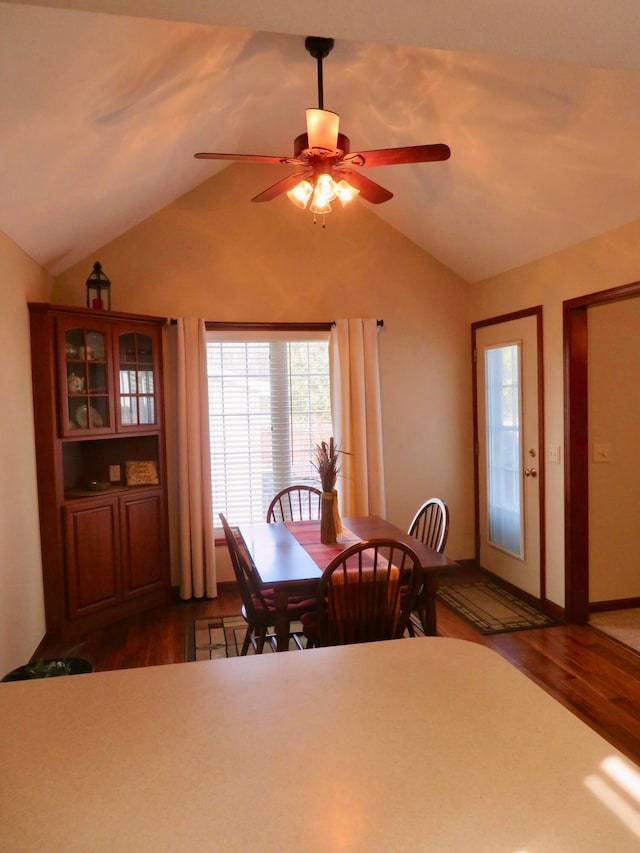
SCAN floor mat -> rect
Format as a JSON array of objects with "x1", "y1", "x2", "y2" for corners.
[
  {"x1": 185, "y1": 615, "x2": 304, "y2": 661},
  {"x1": 436, "y1": 581, "x2": 560, "y2": 634},
  {"x1": 185, "y1": 613, "x2": 426, "y2": 661}
]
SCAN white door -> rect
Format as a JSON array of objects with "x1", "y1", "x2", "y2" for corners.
[{"x1": 475, "y1": 315, "x2": 542, "y2": 598}]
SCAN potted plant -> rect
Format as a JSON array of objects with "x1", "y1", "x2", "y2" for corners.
[{"x1": 1, "y1": 652, "x2": 93, "y2": 682}]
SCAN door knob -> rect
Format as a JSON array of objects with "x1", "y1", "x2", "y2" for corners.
[{"x1": 524, "y1": 468, "x2": 537, "y2": 478}]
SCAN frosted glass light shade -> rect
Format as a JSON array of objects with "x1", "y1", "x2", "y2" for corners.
[
  {"x1": 336, "y1": 180, "x2": 359, "y2": 207},
  {"x1": 287, "y1": 180, "x2": 313, "y2": 209},
  {"x1": 287, "y1": 173, "x2": 358, "y2": 216},
  {"x1": 306, "y1": 109, "x2": 340, "y2": 151},
  {"x1": 310, "y1": 197, "x2": 333, "y2": 215},
  {"x1": 314, "y1": 173, "x2": 338, "y2": 204}
]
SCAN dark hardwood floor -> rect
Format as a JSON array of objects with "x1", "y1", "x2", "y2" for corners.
[{"x1": 38, "y1": 580, "x2": 640, "y2": 767}]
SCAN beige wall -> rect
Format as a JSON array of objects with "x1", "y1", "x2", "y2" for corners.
[
  {"x1": 55, "y1": 163, "x2": 475, "y2": 581},
  {"x1": 4, "y1": 163, "x2": 640, "y2": 653},
  {"x1": 470, "y1": 218, "x2": 640, "y2": 607},
  {"x1": 588, "y1": 298, "x2": 640, "y2": 603},
  {"x1": 0, "y1": 231, "x2": 53, "y2": 676}
]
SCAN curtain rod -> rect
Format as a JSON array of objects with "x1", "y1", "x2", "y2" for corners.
[{"x1": 170, "y1": 319, "x2": 384, "y2": 328}]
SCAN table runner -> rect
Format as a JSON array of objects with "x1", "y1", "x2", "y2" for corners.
[
  {"x1": 284, "y1": 520, "x2": 360, "y2": 568},
  {"x1": 284, "y1": 520, "x2": 404, "y2": 578}
]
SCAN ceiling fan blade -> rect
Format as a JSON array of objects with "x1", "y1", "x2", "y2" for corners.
[
  {"x1": 251, "y1": 172, "x2": 308, "y2": 203},
  {"x1": 345, "y1": 143, "x2": 451, "y2": 168},
  {"x1": 341, "y1": 170, "x2": 393, "y2": 204},
  {"x1": 195, "y1": 152, "x2": 288, "y2": 164}
]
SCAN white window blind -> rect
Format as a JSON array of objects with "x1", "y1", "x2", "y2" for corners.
[{"x1": 206, "y1": 331, "x2": 332, "y2": 525}]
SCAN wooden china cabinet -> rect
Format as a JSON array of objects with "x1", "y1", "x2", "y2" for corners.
[{"x1": 28, "y1": 303, "x2": 171, "y2": 642}]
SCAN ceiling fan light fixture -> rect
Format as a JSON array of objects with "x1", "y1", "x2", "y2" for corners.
[
  {"x1": 336, "y1": 179, "x2": 359, "y2": 207},
  {"x1": 286, "y1": 179, "x2": 314, "y2": 209},
  {"x1": 306, "y1": 108, "x2": 340, "y2": 152},
  {"x1": 309, "y1": 197, "x2": 333, "y2": 216},
  {"x1": 288, "y1": 172, "x2": 358, "y2": 215},
  {"x1": 314, "y1": 173, "x2": 338, "y2": 205}
]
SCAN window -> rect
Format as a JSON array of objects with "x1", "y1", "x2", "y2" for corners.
[
  {"x1": 206, "y1": 330, "x2": 332, "y2": 525},
  {"x1": 484, "y1": 343, "x2": 523, "y2": 557}
]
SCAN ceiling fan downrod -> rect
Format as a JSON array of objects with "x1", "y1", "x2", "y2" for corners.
[{"x1": 305, "y1": 36, "x2": 334, "y2": 110}]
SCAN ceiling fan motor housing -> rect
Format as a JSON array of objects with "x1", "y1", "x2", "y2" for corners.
[
  {"x1": 304, "y1": 36, "x2": 334, "y2": 60},
  {"x1": 293, "y1": 132, "x2": 350, "y2": 160}
]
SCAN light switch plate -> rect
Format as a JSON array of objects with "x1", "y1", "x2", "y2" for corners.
[
  {"x1": 109, "y1": 464, "x2": 121, "y2": 482},
  {"x1": 547, "y1": 445, "x2": 561, "y2": 464}
]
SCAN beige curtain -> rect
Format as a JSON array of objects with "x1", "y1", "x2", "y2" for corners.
[
  {"x1": 176, "y1": 318, "x2": 217, "y2": 599},
  {"x1": 330, "y1": 318, "x2": 386, "y2": 518}
]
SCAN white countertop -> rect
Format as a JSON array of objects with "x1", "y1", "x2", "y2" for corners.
[{"x1": 1, "y1": 637, "x2": 638, "y2": 851}]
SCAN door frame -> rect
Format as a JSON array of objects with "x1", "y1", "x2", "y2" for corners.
[
  {"x1": 563, "y1": 279, "x2": 640, "y2": 622},
  {"x1": 471, "y1": 306, "x2": 546, "y2": 602}
]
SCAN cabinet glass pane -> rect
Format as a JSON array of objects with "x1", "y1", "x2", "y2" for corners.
[
  {"x1": 64, "y1": 327, "x2": 109, "y2": 430},
  {"x1": 120, "y1": 368, "x2": 138, "y2": 394},
  {"x1": 118, "y1": 332, "x2": 156, "y2": 426},
  {"x1": 138, "y1": 396, "x2": 155, "y2": 424},
  {"x1": 139, "y1": 369, "x2": 154, "y2": 394},
  {"x1": 120, "y1": 396, "x2": 138, "y2": 426}
]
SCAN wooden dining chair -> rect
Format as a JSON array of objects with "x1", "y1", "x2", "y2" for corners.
[
  {"x1": 407, "y1": 497, "x2": 449, "y2": 636},
  {"x1": 219, "y1": 514, "x2": 315, "y2": 654},
  {"x1": 301, "y1": 538, "x2": 423, "y2": 647},
  {"x1": 266, "y1": 485, "x2": 322, "y2": 523}
]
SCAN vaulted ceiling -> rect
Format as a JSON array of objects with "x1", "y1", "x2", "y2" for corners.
[{"x1": 2, "y1": 0, "x2": 640, "y2": 282}]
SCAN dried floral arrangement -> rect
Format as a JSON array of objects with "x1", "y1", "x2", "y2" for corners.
[{"x1": 312, "y1": 438, "x2": 342, "y2": 493}]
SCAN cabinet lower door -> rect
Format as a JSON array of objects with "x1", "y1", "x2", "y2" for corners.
[
  {"x1": 64, "y1": 499, "x2": 121, "y2": 618},
  {"x1": 120, "y1": 491, "x2": 166, "y2": 596}
]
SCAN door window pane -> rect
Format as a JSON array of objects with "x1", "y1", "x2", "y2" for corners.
[{"x1": 485, "y1": 344, "x2": 523, "y2": 557}]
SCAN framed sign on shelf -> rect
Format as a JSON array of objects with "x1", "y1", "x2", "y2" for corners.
[{"x1": 125, "y1": 460, "x2": 159, "y2": 486}]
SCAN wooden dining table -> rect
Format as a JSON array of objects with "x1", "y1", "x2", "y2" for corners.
[{"x1": 237, "y1": 515, "x2": 456, "y2": 651}]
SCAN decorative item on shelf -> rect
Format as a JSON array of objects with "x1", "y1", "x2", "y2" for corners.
[
  {"x1": 78, "y1": 345, "x2": 94, "y2": 360},
  {"x1": 87, "y1": 480, "x2": 111, "y2": 491},
  {"x1": 74, "y1": 403, "x2": 104, "y2": 428},
  {"x1": 64, "y1": 342, "x2": 78, "y2": 359},
  {"x1": 312, "y1": 437, "x2": 343, "y2": 544},
  {"x1": 125, "y1": 460, "x2": 159, "y2": 486},
  {"x1": 86, "y1": 331, "x2": 105, "y2": 359},
  {"x1": 85, "y1": 260, "x2": 111, "y2": 310},
  {"x1": 67, "y1": 372, "x2": 84, "y2": 393}
]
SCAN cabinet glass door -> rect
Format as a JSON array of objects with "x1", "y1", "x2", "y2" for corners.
[
  {"x1": 117, "y1": 332, "x2": 156, "y2": 428},
  {"x1": 63, "y1": 326, "x2": 111, "y2": 435}
]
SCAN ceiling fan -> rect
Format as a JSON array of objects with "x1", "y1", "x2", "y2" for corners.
[{"x1": 195, "y1": 36, "x2": 451, "y2": 219}]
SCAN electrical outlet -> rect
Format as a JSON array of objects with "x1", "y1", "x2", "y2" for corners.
[{"x1": 109, "y1": 465, "x2": 121, "y2": 482}]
